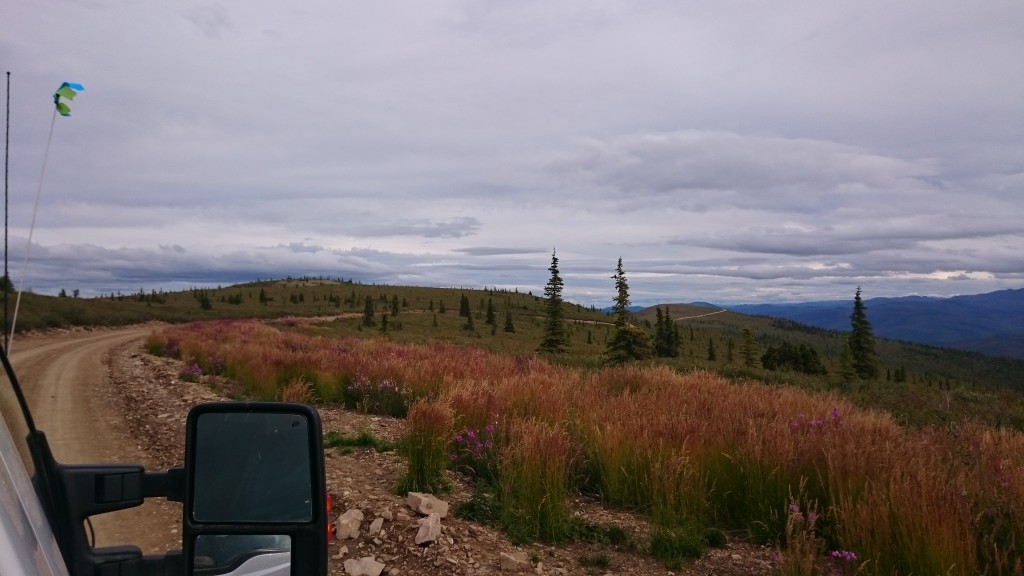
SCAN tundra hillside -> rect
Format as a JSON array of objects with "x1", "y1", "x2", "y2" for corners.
[
  {"x1": 14, "y1": 277, "x2": 1024, "y2": 428},
  {"x1": 144, "y1": 317, "x2": 1024, "y2": 575},
  {"x1": 14, "y1": 278, "x2": 1024, "y2": 573}
]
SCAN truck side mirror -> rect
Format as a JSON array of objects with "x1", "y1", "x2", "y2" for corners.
[{"x1": 183, "y1": 402, "x2": 328, "y2": 575}]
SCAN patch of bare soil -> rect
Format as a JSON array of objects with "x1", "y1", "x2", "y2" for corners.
[{"x1": 31, "y1": 326, "x2": 779, "y2": 575}]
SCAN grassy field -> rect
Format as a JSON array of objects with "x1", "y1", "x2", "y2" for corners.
[
  {"x1": 145, "y1": 317, "x2": 1024, "y2": 575},
  {"x1": 11, "y1": 277, "x2": 1024, "y2": 429},
  {"x1": 16, "y1": 276, "x2": 1024, "y2": 572}
]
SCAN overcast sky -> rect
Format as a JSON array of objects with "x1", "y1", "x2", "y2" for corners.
[{"x1": 3, "y1": 0, "x2": 1023, "y2": 306}]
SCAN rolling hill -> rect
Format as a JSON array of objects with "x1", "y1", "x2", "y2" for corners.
[{"x1": 725, "y1": 288, "x2": 1024, "y2": 359}]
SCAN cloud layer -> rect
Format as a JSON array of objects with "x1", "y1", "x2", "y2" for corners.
[{"x1": 3, "y1": 0, "x2": 1022, "y2": 305}]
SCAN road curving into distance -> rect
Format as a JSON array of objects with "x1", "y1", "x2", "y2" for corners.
[{"x1": 9, "y1": 326, "x2": 182, "y2": 554}]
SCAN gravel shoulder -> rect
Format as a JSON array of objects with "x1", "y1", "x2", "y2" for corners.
[{"x1": 10, "y1": 326, "x2": 777, "y2": 575}]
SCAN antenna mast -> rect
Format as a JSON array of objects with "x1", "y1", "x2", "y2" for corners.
[{"x1": 4, "y1": 71, "x2": 10, "y2": 351}]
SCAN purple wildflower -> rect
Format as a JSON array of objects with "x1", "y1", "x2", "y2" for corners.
[{"x1": 830, "y1": 550, "x2": 858, "y2": 562}]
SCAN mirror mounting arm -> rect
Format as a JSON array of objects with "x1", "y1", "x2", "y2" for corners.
[{"x1": 144, "y1": 467, "x2": 184, "y2": 502}]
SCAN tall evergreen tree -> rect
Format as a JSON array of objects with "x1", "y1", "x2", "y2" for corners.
[
  {"x1": 538, "y1": 250, "x2": 568, "y2": 353},
  {"x1": 653, "y1": 306, "x2": 680, "y2": 358},
  {"x1": 654, "y1": 307, "x2": 667, "y2": 355},
  {"x1": 740, "y1": 326, "x2": 760, "y2": 368},
  {"x1": 459, "y1": 294, "x2": 471, "y2": 317},
  {"x1": 848, "y1": 286, "x2": 879, "y2": 379},
  {"x1": 605, "y1": 258, "x2": 653, "y2": 364},
  {"x1": 609, "y1": 258, "x2": 631, "y2": 331},
  {"x1": 503, "y1": 307, "x2": 515, "y2": 333},
  {"x1": 362, "y1": 296, "x2": 376, "y2": 327},
  {"x1": 485, "y1": 298, "x2": 496, "y2": 325}
]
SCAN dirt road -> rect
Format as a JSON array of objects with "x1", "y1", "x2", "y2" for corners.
[{"x1": 9, "y1": 327, "x2": 182, "y2": 554}]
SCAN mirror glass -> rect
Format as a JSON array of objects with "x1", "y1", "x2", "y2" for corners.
[
  {"x1": 193, "y1": 411, "x2": 313, "y2": 523},
  {"x1": 193, "y1": 534, "x2": 291, "y2": 575}
]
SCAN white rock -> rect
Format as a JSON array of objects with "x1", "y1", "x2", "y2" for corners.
[
  {"x1": 499, "y1": 551, "x2": 531, "y2": 572},
  {"x1": 343, "y1": 556, "x2": 386, "y2": 576},
  {"x1": 415, "y1": 512, "x2": 443, "y2": 546},
  {"x1": 406, "y1": 492, "x2": 449, "y2": 517},
  {"x1": 337, "y1": 509, "x2": 365, "y2": 539},
  {"x1": 369, "y1": 517, "x2": 385, "y2": 535}
]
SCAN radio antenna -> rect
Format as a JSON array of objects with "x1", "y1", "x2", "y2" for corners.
[{"x1": 3, "y1": 71, "x2": 10, "y2": 351}]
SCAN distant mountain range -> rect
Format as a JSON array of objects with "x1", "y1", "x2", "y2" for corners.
[{"x1": 722, "y1": 288, "x2": 1024, "y2": 360}]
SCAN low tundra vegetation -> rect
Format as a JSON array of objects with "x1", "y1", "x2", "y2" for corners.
[{"x1": 148, "y1": 320, "x2": 1024, "y2": 575}]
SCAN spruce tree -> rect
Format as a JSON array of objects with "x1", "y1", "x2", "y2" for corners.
[
  {"x1": 848, "y1": 286, "x2": 879, "y2": 379},
  {"x1": 538, "y1": 250, "x2": 568, "y2": 353},
  {"x1": 485, "y1": 298, "x2": 496, "y2": 325},
  {"x1": 362, "y1": 296, "x2": 376, "y2": 327},
  {"x1": 605, "y1": 258, "x2": 652, "y2": 364},
  {"x1": 653, "y1": 306, "x2": 680, "y2": 358},
  {"x1": 459, "y1": 294, "x2": 471, "y2": 317},
  {"x1": 654, "y1": 307, "x2": 667, "y2": 355},
  {"x1": 503, "y1": 308, "x2": 515, "y2": 333},
  {"x1": 740, "y1": 326, "x2": 760, "y2": 368}
]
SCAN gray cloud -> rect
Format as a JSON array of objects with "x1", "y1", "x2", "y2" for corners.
[
  {"x1": 452, "y1": 247, "x2": 548, "y2": 257},
  {"x1": 550, "y1": 131, "x2": 937, "y2": 208},
  {"x1": 3, "y1": 0, "x2": 1023, "y2": 305}
]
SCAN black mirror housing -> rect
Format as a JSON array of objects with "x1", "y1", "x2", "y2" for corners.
[{"x1": 183, "y1": 402, "x2": 328, "y2": 575}]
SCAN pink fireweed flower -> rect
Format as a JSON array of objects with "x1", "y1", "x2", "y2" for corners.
[{"x1": 830, "y1": 550, "x2": 858, "y2": 562}]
